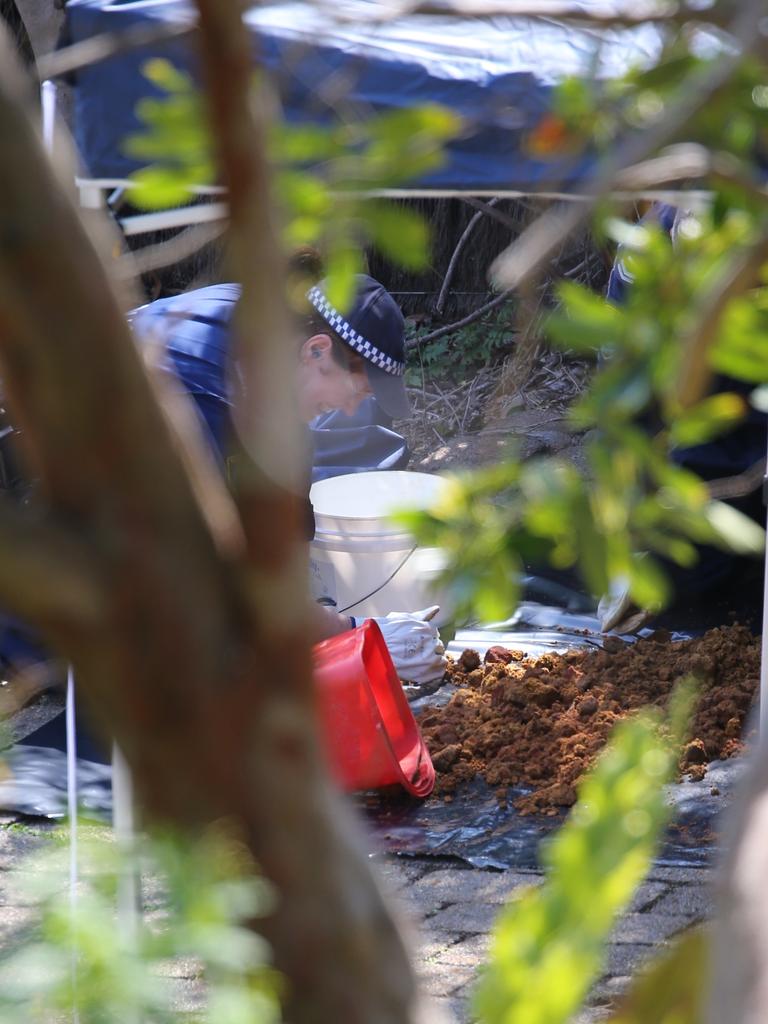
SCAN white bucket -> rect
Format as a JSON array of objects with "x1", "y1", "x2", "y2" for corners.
[{"x1": 309, "y1": 470, "x2": 452, "y2": 624}]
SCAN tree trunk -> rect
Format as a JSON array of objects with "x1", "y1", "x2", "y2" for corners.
[{"x1": 0, "y1": 14, "x2": 431, "y2": 1023}]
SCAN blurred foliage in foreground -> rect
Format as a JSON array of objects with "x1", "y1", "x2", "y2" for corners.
[
  {"x1": 125, "y1": 58, "x2": 459, "y2": 311},
  {"x1": 405, "y1": 40, "x2": 768, "y2": 622},
  {"x1": 0, "y1": 824, "x2": 280, "y2": 1023},
  {"x1": 475, "y1": 680, "x2": 696, "y2": 1024}
]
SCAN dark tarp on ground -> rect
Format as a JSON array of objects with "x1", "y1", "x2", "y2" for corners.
[
  {"x1": 2, "y1": 597, "x2": 753, "y2": 869},
  {"x1": 62, "y1": 0, "x2": 664, "y2": 190}
]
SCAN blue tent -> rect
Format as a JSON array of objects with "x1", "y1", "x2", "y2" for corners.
[{"x1": 62, "y1": 0, "x2": 664, "y2": 192}]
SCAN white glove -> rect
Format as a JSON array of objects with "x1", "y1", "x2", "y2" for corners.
[
  {"x1": 597, "y1": 577, "x2": 653, "y2": 634},
  {"x1": 366, "y1": 606, "x2": 447, "y2": 684}
]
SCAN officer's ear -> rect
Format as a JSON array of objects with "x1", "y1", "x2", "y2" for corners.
[{"x1": 301, "y1": 333, "x2": 333, "y2": 364}]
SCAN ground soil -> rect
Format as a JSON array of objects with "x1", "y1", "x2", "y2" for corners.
[{"x1": 418, "y1": 624, "x2": 760, "y2": 814}]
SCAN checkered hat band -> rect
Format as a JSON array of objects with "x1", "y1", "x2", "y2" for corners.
[{"x1": 307, "y1": 287, "x2": 405, "y2": 377}]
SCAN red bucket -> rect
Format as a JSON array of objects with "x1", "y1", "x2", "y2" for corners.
[{"x1": 313, "y1": 619, "x2": 435, "y2": 797}]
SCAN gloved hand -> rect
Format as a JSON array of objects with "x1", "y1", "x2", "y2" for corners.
[{"x1": 367, "y1": 606, "x2": 447, "y2": 684}]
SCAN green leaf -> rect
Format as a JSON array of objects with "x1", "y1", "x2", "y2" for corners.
[
  {"x1": 704, "y1": 501, "x2": 766, "y2": 555},
  {"x1": 323, "y1": 246, "x2": 363, "y2": 311},
  {"x1": 126, "y1": 165, "x2": 196, "y2": 209},
  {"x1": 141, "y1": 57, "x2": 194, "y2": 93},
  {"x1": 627, "y1": 552, "x2": 670, "y2": 609},
  {"x1": 474, "y1": 684, "x2": 695, "y2": 1024},
  {"x1": 548, "y1": 283, "x2": 623, "y2": 353},
  {"x1": 668, "y1": 393, "x2": 747, "y2": 447},
  {"x1": 364, "y1": 202, "x2": 430, "y2": 270}
]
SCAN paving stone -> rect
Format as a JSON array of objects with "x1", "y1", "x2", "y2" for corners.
[
  {"x1": 370, "y1": 856, "x2": 431, "y2": 895},
  {"x1": 648, "y1": 885, "x2": 714, "y2": 922},
  {"x1": 646, "y1": 866, "x2": 715, "y2": 884},
  {"x1": 589, "y1": 974, "x2": 632, "y2": 1004},
  {"x1": 0, "y1": 904, "x2": 36, "y2": 947},
  {"x1": 417, "y1": 930, "x2": 462, "y2": 961},
  {"x1": 611, "y1": 911, "x2": 690, "y2": 944},
  {"x1": 604, "y1": 942, "x2": 658, "y2": 977},
  {"x1": 422, "y1": 902, "x2": 501, "y2": 935},
  {"x1": 627, "y1": 880, "x2": 669, "y2": 913},
  {"x1": 408, "y1": 869, "x2": 538, "y2": 908},
  {"x1": 167, "y1": 976, "x2": 207, "y2": 1013},
  {"x1": 152, "y1": 957, "x2": 204, "y2": 979},
  {"x1": 415, "y1": 961, "x2": 475, "y2": 997},
  {"x1": 432, "y1": 934, "x2": 490, "y2": 967},
  {"x1": 431, "y1": 995, "x2": 466, "y2": 1023},
  {"x1": 0, "y1": 826, "x2": 52, "y2": 868},
  {"x1": 569, "y1": 1008, "x2": 615, "y2": 1023}
]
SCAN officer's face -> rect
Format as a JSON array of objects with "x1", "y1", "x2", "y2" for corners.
[{"x1": 297, "y1": 335, "x2": 373, "y2": 421}]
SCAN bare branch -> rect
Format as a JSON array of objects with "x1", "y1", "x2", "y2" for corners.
[
  {"x1": 676, "y1": 230, "x2": 768, "y2": 408},
  {"x1": 36, "y1": 20, "x2": 195, "y2": 82},
  {"x1": 707, "y1": 458, "x2": 766, "y2": 501},
  {"x1": 615, "y1": 143, "x2": 768, "y2": 202},
  {"x1": 117, "y1": 220, "x2": 225, "y2": 278},
  {"x1": 434, "y1": 197, "x2": 502, "y2": 315},
  {"x1": 460, "y1": 196, "x2": 525, "y2": 234},
  {"x1": 0, "y1": 498, "x2": 103, "y2": 630},
  {"x1": 407, "y1": 286, "x2": 516, "y2": 348},
  {"x1": 190, "y1": 5, "x2": 425, "y2": 1023}
]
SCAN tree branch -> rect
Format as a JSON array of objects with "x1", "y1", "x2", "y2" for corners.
[
  {"x1": 0, "y1": 498, "x2": 103, "y2": 630},
  {"x1": 37, "y1": 20, "x2": 195, "y2": 82},
  {"x1": 676, "y1": 230, "x2": 768, "y2": 408},
  {"x1": 191, "y1": 4, "x2": 425, "y2": 1022},
  {"x1": 407, "y1": 286, "x2": 516, "y2": 348},
  {"x1": 489, "y1": 0, "x2": 768, "y2": 291}
]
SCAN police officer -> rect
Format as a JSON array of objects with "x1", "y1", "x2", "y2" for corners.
[{"x1": 132, "y1": 273, "x2": 447, "y2": 683}]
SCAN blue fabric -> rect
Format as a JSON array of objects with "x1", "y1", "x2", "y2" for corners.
[
  {"x1": 311, "y1": 397, "x2": 409, "y2": 481},
  {"x1": 606, "y1": 203, "x2": 679, "y2": 305},
  {"x1": 131, "y1": 283, "x2": 240, "y2": 458},
  {"x1": 132, "y1": 286, "x2": 410, "y2": 479},
  {"x1": 63, "y1": 0, "x2": 664, "y2": 190}
]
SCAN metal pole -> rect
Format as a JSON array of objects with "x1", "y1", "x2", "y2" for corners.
[
  {"x1": 759, "y1": 433, "x2": 768, "y2": 737},
  {"x1": 112, "y1": 744, "x2": 139, "y2": 941},
  {"x1": 112, "y1": 745, "x2": 141, "y2": 1024},
  {"x1": 44, "y1": 79, "x2": 80, "y2": 1022},
  {"x1": 65, "y1": 667, "x2": 79, "y2": 1023}
]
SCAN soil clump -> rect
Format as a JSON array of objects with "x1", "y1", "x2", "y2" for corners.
[{"x1": 418, "y1": 624, "x2": 760, "y2": 814}]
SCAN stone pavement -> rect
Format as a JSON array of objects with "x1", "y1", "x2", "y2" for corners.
[
  {"x1": 0, "y1": 820, "x2": 714, "y2": 1022},
  {"x1": 371, "y1": 853, "x2": 714, "y2": 1023}
]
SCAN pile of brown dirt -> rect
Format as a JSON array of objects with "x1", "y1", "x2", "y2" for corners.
[{"x1": 418, "y1": 624, "x2": 760, "y2": 815}]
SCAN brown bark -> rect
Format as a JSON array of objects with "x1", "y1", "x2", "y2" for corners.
[{"x1": 0, "y1": 16, "x2": 428, "y2": 1024}]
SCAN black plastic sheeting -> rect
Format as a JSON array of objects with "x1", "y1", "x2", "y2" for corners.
[
  {"x1": 359, "y1": 759, "x2": 744, "y2": 871},
  {"x1": 0, "y1": 746, "x2": 112, "y2": 820},
  {"x1": 0, "y1": 590, "x2": 756, "y2": 873},
  {"x1": 63, "y1": 0, "x2": 665, "y2": 191},
  {"x1": 355, "y1": 602, "x2": 738, "y2": 870}
]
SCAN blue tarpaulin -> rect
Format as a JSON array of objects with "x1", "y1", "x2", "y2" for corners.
[{"x1": 62, "y1": 0, "x2": 665, "y2": 191}]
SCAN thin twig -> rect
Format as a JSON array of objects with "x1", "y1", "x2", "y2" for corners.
[
  {"x1": 117, "y1": 220, "x2": 225, "y2": 278},
  {"x1": 707, "y1": 458, "x2": 766, "y2": 501},
  {"x1": 407, "y1": 288, "x2": 515, "y2": 349},
  {"x1": 435, "y1": 197, "x2": 502, "y2": 315},
  {"x1": 459, "y1": 196, "x2": 524, "y2": 234}
]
